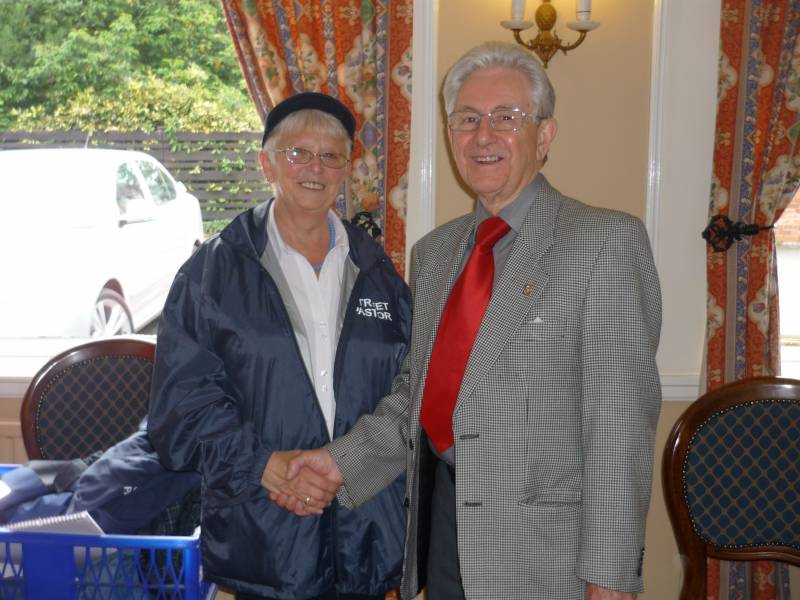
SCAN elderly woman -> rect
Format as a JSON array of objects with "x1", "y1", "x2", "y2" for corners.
[{"x1": 148, "y1": 92, "x2": 411, "y2": 600}]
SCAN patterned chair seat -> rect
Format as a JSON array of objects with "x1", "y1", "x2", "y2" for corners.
[{"x1": 662, "y1": 377, "x2": 800, "y2": 600}]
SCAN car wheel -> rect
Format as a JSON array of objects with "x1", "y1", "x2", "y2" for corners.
[{"x1": 90, "y1": 289, "x2": 134, "y2": 337}]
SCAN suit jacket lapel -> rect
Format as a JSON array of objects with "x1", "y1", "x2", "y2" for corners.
[
  {"x1": 411, "y1": 216, "x2": 475, "y2": 409},
  {"x1": 456, "y1": 182, "x2": 560, "y2": 409}
]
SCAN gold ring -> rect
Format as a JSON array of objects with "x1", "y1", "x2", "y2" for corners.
[{"x1": 304, "y1": 496, "x2": 311, "y2": 505}]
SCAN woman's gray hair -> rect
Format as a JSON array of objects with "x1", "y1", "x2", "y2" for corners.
[
  {"x1": 442, "y1": 41, "x2": 555, "y2": 119},
  {"x1": 263, "y1": 109, "x2": 353, "y2": 159}
]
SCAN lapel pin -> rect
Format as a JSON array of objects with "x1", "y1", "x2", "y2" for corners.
[{"x1": 522, "y1": 284, "x2": 534, "y2": 296}]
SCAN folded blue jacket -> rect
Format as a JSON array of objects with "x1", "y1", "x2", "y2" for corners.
[{"x1": 0, "y1": 421, "x2": 200, "y2": 534}]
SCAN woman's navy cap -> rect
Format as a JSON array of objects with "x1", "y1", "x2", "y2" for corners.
[{"x1": 261, "y1": 92, "x2": 356, "y2": 147}]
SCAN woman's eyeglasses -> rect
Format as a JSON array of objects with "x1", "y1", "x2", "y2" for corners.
[{"x1": 275, "y1": 147, "x2": 348, "y2": 169}]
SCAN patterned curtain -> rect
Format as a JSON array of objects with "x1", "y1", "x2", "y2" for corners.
[
  {"x1": 704, "y1": 1, "x2": 800, "y2": 598},
  {"x1": 219, "y1": 0, "x2": 413, "y2": 275}
]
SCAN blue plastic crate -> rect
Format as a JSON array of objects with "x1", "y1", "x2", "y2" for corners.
[{"x1": 0, "y1": 465, "x2": 213, "y2": 599}]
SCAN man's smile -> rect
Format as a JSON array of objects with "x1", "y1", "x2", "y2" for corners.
[{"x1": 473, "y1": 155, "x2": 503, "y2": 164}]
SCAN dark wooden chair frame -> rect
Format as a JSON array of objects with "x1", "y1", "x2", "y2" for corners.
[
  {"x1": 20, "y1": 338, "x2": 155, "y2": 460},
  {"x1": 662, "y1": 377, "x2": 800, "y2": 600}
]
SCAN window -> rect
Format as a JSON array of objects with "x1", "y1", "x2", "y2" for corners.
[
  {"x1": 0, "y1": 1, "x2": 262, "y2": 412},
  {"x1": 776, "y1": 191, "x2": 800, "y2": 378},
  {"x1": 138, "y1": 160, "x2": 176, "y2": 206},
  {"x1": 116, "y1": 162, "x2": 147, "y2": 213}
]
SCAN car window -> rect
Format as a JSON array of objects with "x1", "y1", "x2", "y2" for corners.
[
  {"x1": 116, "y1": 163, "x2": 147, "y2": 214},
  {"x1": 138, "y1": 160, "x2": 176, "y2": 205}
]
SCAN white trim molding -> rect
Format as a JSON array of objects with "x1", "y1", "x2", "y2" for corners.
[
  {"x1": 648, "y1": 0, "x2": 719, "y2": 399},
  {"x1": 405, "y1": 0, "x2": 438, "y2": 276},
  {"x1": 0, "y1": 377, "x2": 30, "y2": 399},
  {"x1": 661, "y1": 373, "x2": 701, "y2": 401},
  {"x1": 645, "y1": 0, "x2": 667, "y2": 259}
]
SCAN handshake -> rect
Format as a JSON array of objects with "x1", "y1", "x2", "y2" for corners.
[{"x1": 261, "y1": 448, "x2": 344, "y2": 516}]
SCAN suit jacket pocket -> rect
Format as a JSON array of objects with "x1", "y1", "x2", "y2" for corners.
[
  {"x1": 519, "y1": 489, "x2": 582, "y2": 508},
  {"x1": 511, "y1": 497, "x2": 583, "y2": 598},
  {"x1": 517, "y1": 317, "x2": 566, "y2": 339}
]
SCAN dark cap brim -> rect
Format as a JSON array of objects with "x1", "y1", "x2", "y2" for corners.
[{"x1": 262, "y1": 92, "x2": 356, "y2": 147}]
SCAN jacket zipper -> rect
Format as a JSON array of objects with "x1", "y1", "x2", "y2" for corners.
[
  {"x1": 330, "y1": 264, "x2": 373, "y2": 592},
  {"x1": 332, "y1": 268, "x2": 368, "y2": 412}
]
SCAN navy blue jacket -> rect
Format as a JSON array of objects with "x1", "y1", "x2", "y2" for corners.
[{"x1": 148, "y1": 201, "x2": 411, "y2": 598}]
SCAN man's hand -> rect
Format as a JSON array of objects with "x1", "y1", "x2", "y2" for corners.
[
  {"x1": 269, "y1": 448, "x2": 344, "y2": 516},
  {"x1": 586, "y1": 584, "x2": 636, "y2": 600},
  {"x1": 261, "y1": 450, "x2": 339, "y2": 516}
]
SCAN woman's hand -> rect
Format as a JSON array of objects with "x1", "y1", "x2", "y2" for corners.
[{"x1": 262, "y1": 449, "x2": 340, "y2": 515}]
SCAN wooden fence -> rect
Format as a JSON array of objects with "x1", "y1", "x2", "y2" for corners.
[{"x1": 0, "y1": 130, "x2": 269, "y2": 228}]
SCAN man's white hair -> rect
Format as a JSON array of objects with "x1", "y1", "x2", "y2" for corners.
[{"x1": 442, "y1": 41, "x2": 555, "y2": 119}]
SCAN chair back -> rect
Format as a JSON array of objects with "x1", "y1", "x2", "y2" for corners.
[
  {"x1": 21, "y1": 338, "x2": 155, "y2": 460},
  {"x1": 662, "y1": 377, "x2": 800, "y2": 600}
]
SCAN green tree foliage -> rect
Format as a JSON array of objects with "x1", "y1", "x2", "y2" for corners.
[{"x1": 0, "y1": 0, "x2": 260, "y2": 131}]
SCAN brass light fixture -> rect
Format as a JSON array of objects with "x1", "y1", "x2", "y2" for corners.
[{"x1": 501, "y1": 0, "x2": 600, "y2": 68}]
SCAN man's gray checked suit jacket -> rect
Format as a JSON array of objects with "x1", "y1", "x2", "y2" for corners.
[{"x1": 328, "y1": 177, "x2": 662, "y2": 600}]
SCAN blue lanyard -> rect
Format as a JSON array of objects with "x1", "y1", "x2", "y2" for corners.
[{"x1": 311, "y1": 217, "x2": 336, "y2": 272}]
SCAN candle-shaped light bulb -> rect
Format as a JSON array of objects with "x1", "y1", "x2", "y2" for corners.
[
  {"x1": 511, "y1": 0, "x2": 526, "y2": 21},
  {"x1": 576, "y1": 0, "x2": 591, "y2": 21}
]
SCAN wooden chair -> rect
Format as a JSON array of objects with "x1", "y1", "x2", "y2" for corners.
[
  {"x1": 20, "y1": 338, "x2": 155, "y2": 460},
  {"x1": 662, "y1": 377, "x2": 800, "y2": 599}
]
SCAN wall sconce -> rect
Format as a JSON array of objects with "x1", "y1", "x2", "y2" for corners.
[{"x1": 501, "y1": 0, "x2": 600, "y2": 68}]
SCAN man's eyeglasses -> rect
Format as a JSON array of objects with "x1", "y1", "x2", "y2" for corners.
[
  {"x1": 275, "y1": 147, "x2": 348, "y2": 169},
  {"x1": 447, "y1": 108, "x2": 535, "y2": 132}
]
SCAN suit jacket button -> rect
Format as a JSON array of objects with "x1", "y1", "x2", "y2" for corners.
[
  {"x1": 408, "y1": 439, "x2": 414, "y2": 450},
  {"x1": 403, "y1": 498, "x2": 410, "y2": 508}
]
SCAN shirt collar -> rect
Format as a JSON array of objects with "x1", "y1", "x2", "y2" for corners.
[
  {"x1": 473, "y1": 173, "x2": 544, "y2": 235},
  {"x1": 267, "y1": 201, "x2": 348, "y2": 258},
  {"x1": 330, "y1": 210, "x2": 349, "y2": 250}
]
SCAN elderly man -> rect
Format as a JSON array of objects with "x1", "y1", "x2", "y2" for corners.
[{"x1": 272, "y1": 41, "x2": 662, "y2": 600}]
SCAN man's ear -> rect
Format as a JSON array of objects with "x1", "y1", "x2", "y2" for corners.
[
  {"x1": 536, "y1": 118, "x2": 558, "y2": 163},
  {"x1": 258, "y1": 150, "x2": 273, "y2": 182}
]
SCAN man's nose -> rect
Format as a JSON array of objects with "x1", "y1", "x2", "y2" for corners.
[{"x1": 475, "y1": 115, "x2": 496, "y2": 142}]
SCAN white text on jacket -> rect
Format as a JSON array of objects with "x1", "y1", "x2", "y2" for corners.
[{"x1": 356, "y1": 298, "x2": 392, "y2": 320}]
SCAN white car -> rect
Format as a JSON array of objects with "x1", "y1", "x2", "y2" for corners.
[{"x1": 0, "y1": 148, "x2": 204, "y2": 338}]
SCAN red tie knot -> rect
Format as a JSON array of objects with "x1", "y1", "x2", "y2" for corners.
[{"x1": 476, "y1": 216, "x2": 510, "y2": 251}]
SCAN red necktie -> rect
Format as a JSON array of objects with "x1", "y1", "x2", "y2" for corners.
[{"x1": 420, "y1": 216, "x2": 510, "y2": 453}]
